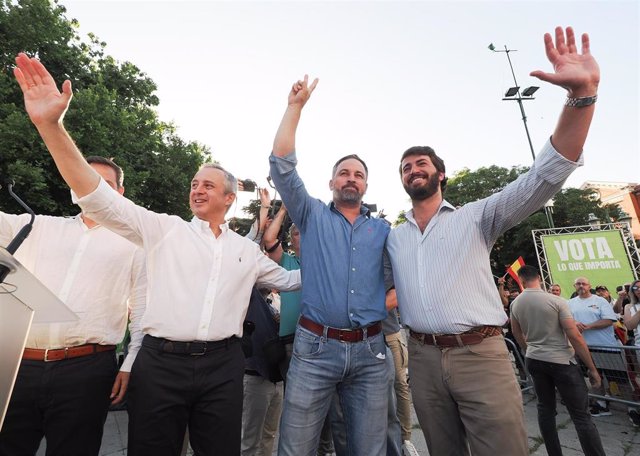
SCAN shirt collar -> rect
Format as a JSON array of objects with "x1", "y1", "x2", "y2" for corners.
[
  {"x1": 190, "y1": 216, "x2": 229, "y2": 235},
  {"x1": 405, "y1": 199, "x2": 455, "y2": 225},
  {"x1": 328, "y1": 201, "x2": 371, "y2": 218}
]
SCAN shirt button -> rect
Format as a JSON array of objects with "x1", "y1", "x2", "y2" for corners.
[
  {"x1": 352, "y1": 267, "x2": 356, "y2": 272},
  {"x1": 350, "y1": 290, "x2": 354, "y2": 294},
  {"x1": 350, "y1": 313, "x2": 354, "y2": 317},
  {"x1": 352, "y1": 247, "x2": 356, "y2": 251}
]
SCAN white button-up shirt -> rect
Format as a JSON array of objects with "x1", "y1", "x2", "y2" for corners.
[
  {"x1": 77, "y1": 179, "x2": 301, "y2": 342},
  {"x1": 0, "y1": 212, "x2": 145, "y2": 371},
  {"x1": 387, "y1": 140, "x2": 582, "y2": 334}
]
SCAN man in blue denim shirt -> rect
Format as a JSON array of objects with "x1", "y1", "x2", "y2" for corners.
[{"x1": 269, "y1": 76, "x2": 392, "y2": 456}]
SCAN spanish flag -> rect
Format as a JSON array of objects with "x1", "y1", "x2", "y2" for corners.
[{"x1": 506, "y1": 256, "x2": 525, "y2": 291}]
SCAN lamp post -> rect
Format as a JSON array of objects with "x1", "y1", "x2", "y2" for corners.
[
  {"x1": 619, "y1": 210, "x2": 633, "y2": 229},
  {"x1": 587, "y1": 212, "x2": 601, "y2": 230},
  {"x1": 489, "y1": 43, "x2": 553, "y2": 227}
]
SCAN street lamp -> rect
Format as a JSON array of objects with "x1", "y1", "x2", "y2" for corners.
[
  {"x1": 619, "y1": 210, "x2": 632, "y2": 228},
  {"x1": 544, "y1": 199, "x2": 555, "y2": 228},
  {"x1": 587, "y1": 213, "x2": 601, "y2": 229},
  {"x1": 489, "y1": 42, "x2": 553, "y2": 227}
]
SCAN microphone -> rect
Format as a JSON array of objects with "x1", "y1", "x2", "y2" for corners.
[{"x1": 0, "y1": 178, "x2": 36, "y2": 283}]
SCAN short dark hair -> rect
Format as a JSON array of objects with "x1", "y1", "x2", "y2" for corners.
[
  {"x1": 86, "y1": 156, "x2": 124, "y2": 188},
  {"x1": 332, "y1": 154, "x2": 368, "y2": 178},
  {"x1": 517, "y1": 265, "x2": 540, "y2": 283},
  {"x1": 399, "y1": 146, "x2": 447, "y2": 191}
]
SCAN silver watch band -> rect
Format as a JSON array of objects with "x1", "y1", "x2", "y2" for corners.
[{"x1": 565, "y1": 94, "x2": 598, "y2": 108}]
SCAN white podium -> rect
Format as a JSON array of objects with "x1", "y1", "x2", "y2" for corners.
[{"x1": 0, "y1": 248, "x2": 77, "y2": 430}]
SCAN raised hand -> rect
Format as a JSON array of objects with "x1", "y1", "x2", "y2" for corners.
[
  {"x1": 14, "y1": 53, "x2": 73, "y2": 126},
  {"x1": 287, "y1": 74, "x2": 318, "y2": 108},
  {"x1": 259, "y1": 187, "x2": 271, "y2": 207},
  {"x1": 530, "y1": 27, "x2": 600, "y2": 97}
]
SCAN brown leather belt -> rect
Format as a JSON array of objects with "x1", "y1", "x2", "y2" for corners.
[
  {"x1": 410, "y1": 326, "x2": 502, "y2": 348},
  {"x1": 299, "y1": 315, "x2": 381, "y2": 343},
  {"x1": 23, "y1": 344, "x2": 116, "y2": 362}
]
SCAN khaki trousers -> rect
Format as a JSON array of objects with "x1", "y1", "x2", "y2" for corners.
[
  {"x1": 385, "y1": 331, "x2": 412, "y2": 440},
  {"x1": 408, "y1": 335, "x2": 528, "y2": 456}
]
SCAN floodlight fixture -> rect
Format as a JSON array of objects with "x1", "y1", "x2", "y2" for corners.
[
  {"x1": 522, "y1": 86, "x2": 539, "y2": 97},
  {"x1": 504, "y1": 87, "x2": 519, "y2": 97}
]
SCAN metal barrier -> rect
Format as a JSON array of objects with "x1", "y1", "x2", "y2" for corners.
[
  {"x1": 585, "y1": 344, "x2": 640, "y2": 407},
  {"x1": 504, "y1": 337, "x2": 535, "y2": 393}
]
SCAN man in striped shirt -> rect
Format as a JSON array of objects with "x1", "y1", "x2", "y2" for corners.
[{"x1": 386, "y1": 27, "x2": 600, "y2": 456}]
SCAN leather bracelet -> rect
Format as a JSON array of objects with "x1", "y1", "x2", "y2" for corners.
[
  {"x1": 565, "y1": 94, "x2": 597, "y2": 108},
  {"x1": 265, "y1": 240, "x2": 281, "y2": 253}
]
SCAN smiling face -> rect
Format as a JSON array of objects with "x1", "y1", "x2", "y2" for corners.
[
  {"x1": 189, "y1": 167, "x2": 236, "y2": 222},
  {"x1": 550, "y1": 284, "x2": 562, "y2": 296},
  {"x1": 329, "y1": 158, "x2": 367, "y2": 207},
  {"x1": 400, "y1": 154, "x2": 444, "y2": 201}
]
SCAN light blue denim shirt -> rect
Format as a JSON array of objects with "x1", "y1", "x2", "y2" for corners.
[{"x1": 269, "y1": 151, "x2": 390, "y2": 329}]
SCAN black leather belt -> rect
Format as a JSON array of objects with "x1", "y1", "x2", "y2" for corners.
[{"x1": 143, "y1": 335, "x2": 238, "y2": 355}]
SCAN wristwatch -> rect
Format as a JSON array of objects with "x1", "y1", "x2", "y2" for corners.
[{"x1": 565, "y1": 95, "x2": 598, "y2": 108}]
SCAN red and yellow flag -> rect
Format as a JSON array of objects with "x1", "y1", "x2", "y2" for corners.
[{"x1": 506, "y1": 256, "x2": 525, "y2": 291}]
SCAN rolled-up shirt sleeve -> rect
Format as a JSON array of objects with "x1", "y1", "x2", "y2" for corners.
[{"x1": 255, "y1": 249, "x2": 301, "y2": 292}]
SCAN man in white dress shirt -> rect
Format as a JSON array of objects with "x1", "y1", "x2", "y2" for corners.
[
  {"x1": 13, "y1": 52, "x2": 300, "y2": 456},
  {"x1": 0, "y1": 157, "x2": 146, "y2": 456},
  {"x1": 386, "y1": 27, "x2": 600, "y2": 456}
]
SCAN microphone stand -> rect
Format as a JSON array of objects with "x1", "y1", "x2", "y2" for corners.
[{"x1": 0, "y1": 180, "x2": 36, "y2": 283}]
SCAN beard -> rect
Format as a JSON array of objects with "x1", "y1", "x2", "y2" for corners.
[
  {"x1": 403, "y1": 172, "x2": 440, "y2": 201},
  {"x1": 334, "y1": 185, "x2": 363, "y2": 206}
]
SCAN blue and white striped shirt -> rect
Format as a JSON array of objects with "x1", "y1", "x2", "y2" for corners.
[{"x1": 387, "y1": 139, "x2": 582, "y2": 334}]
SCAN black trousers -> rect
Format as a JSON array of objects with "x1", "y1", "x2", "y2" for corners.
[
  {"x1": 0, "y1": 351, "x2": 117, "y2": 456},
  {"x1": 127, "y1": 335, "x2": 244, "y2": 456},
  {"x1": 526, "y1": 357, "x2": 606, "y2": 456}
]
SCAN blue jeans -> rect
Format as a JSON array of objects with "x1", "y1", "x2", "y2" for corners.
[
  {"x1": 329, "y1": 346, "x2": 402, "y2": 456},
  {"x1": 278, "y1": 325, "x2": 391, "y2": 456},
  {"x1": 526, "y1": 357, "x2": 605, "y2": 456}
]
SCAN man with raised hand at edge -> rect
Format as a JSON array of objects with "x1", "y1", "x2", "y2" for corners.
[
  {"x1": 14, "y1": 53, "x2": 301, "y2": 456},
  {"x1": 386, "y1": 26, "x2": 599, "y2": 456},
  {"x1": 0, "y1": 156, "x2": 145, "y2": 456},
  {"x1": 510, "y1": 265, "x2": 605, "y2": 456},
  {"x1": 270, "y1": 76, "x2": 392, "y2": 455}
]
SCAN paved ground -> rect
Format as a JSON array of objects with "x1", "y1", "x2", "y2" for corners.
[{"x1": 36, "y1": 390, "x2": 640, "y2": 455}]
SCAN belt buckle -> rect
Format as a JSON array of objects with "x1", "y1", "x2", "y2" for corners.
[
  {"x1": 43, "y1": 348, "x2": 67, "y2": 362},
  {"x1": 191, "y1": 342, "x2": 207, "y2": 356}
]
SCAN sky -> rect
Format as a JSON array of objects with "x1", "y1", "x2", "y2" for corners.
[{"x1": 62, "y1": 0, "x2": 639, "y2": 222}]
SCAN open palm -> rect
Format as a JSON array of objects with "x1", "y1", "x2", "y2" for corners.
[{"x1": 14, "y1": 53, "x2": 73, "y2": 125}]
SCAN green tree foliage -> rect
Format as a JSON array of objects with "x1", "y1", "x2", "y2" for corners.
[
  {"x1": 0, "y1": 0, "x2": 209, "y2": 219},
  {"x1": 395, "y1": 164, "x2": 624, "y2": 279}
]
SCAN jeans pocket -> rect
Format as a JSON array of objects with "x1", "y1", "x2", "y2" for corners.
[
  {"x1": 365, "y1": 333, "x2": 388, "y2": 362},
  {"x1": 293, "y1": 328, "x2": 324, "y2": 358}
]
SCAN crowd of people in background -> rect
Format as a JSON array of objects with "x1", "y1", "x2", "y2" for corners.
[{"x1": 4, "y1": 24, "x2": 638, "y2": 456}]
